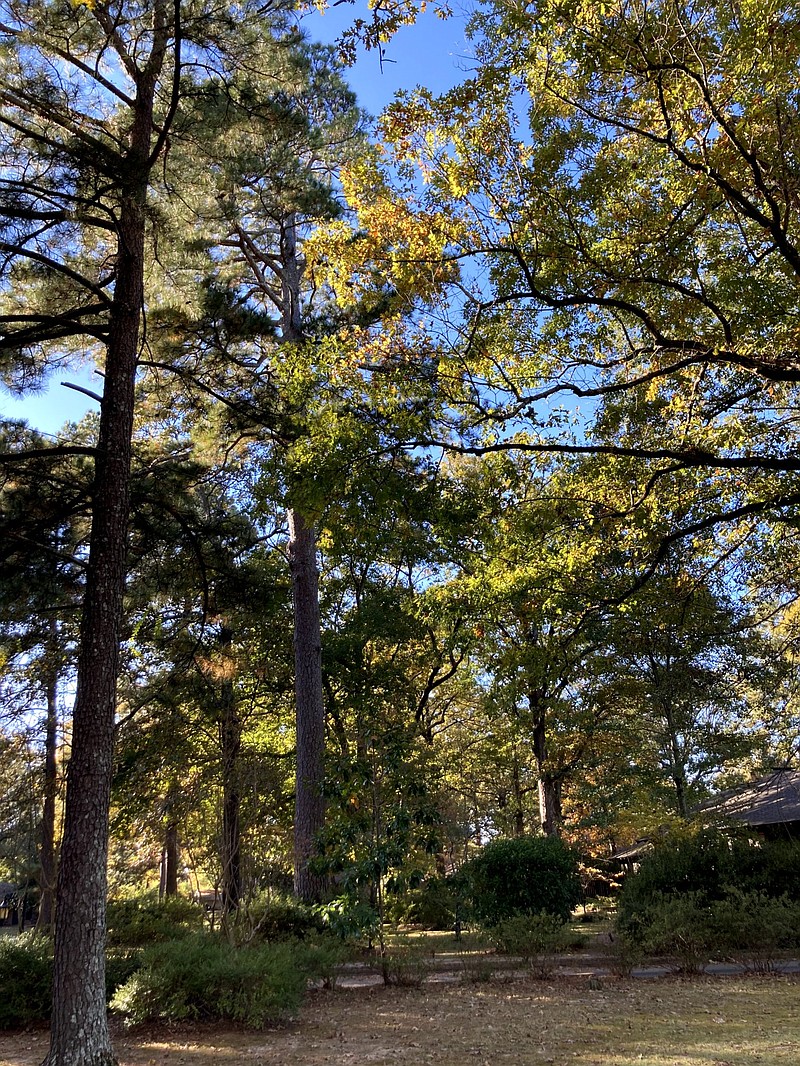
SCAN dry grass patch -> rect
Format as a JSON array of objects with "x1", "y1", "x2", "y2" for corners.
[{"x1": 0, "y1": 975, "x2": 798, "y2": 1066}]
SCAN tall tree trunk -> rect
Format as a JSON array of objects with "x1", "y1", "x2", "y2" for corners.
[
  {"x1": 36, "y1": 620, "x2": 60, "y2": 934},
  {"x1": 663, "y1": 702, "x2": 689, "y2": 817},
  {"x1": 44, "y1": 15, "x2": 167, "y2": 1047},
  {"x1": 219, "y1": 626, "x2": 241, "y2": 914},
  {"x1": 279, "y1": 215, "x2": 327, "y2": 903},
  {"x1": 46, "y1": 192, "x2": 144, "y2": 1066},
  {"x1": 289, "y1": 509, "x2": 326, "y2": 903}
]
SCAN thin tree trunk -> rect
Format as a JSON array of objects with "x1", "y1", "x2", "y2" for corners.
[
  {"x1": 289, "y1": 509, "x2": 327, "y2": 903},
  {"x1": 663, "y1": 702, "x2": 689, "y2": 817},
  {"x1": 219, "y1": 626, "x2": 241, "y2": 914},
  {"x1": 511, "y1": 751, "x2": 525, "y2": 837},
  {"x1": 36, "y1": 620, "x2": 59, "y2": 934}
]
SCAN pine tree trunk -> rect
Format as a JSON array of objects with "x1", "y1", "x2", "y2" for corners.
[
  {"x1": 43, "y1": 62, "x2": 160, "y2": 1056},
  {"x1": 219, "y1": 626, "x2": 241, "y2": 914},
  {"x1": 288, "y1": 509, "x2": 327, "y2": 903},
  {"x1": 45, "y1": 192, "x2": 143, "y2": 1065},
  {"x1": 36, "y1": 621, "x2": 59, "y2": 934}
]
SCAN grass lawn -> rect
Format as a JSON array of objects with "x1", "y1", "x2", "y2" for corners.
[{"x1": 1, "y1": 974, "x2": 798, "y2": 1066}]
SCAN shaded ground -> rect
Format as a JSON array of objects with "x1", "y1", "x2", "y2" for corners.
[{"x1": 3, "y1": 975, "x2": 799, "y2": 1066}]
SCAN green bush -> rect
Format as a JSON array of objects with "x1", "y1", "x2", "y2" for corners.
[
  {"x1": 462, "y1": 836, "x2": 581, "y2": 925},
  {"x1": 378, "y1": 938, "x2": 432, "y2": 987},
  {"x1": 710, "y1": 890, "x2": 800, "y2": 970},
  {"x1": 739, "y1": 839, "x2": 800, "y2": 900},
  {"x1": 298, "y1": 934, "x2": 353, "y2": 989},
  {"x1": 106, "y1": 893, "x2": 205, "y2": 948},
  {"x1": 488, "y1": 913, "x2": 571, "y2": 978},
  {"x1": 246, "y1": 894, "x2": 325, "y2": 942},
  {"x1": 384, "y1": 877, "x2": 457, "y2": 929},
  {"x1": 638, "y1": 892, "x2": 717, "y2": 973},
  {"x1": 617, "y1": 831, "x2": 800, "y2": 944},
  {"x1": 105, "y1": 950, "x2": 143, "y2": 1000},
  {"x1": 0, "y1": 935, "x2": 52, "y2": 1028},
  {"x1": 315, "y1": 895, "x2": 380, "y2": 942},
  {"x1": 110, "y1": 933, "x2": 316, "y2": 1027}
]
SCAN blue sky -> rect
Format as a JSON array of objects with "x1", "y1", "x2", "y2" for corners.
[{"x1": 0, "y1": 2, "x2": 472, "y2": 436}]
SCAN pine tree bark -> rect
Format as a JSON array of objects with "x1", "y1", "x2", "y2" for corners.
[
  {"x1": 35, "y1": 622, "x2": 59, "y2": 934},
  {"x1": 279, "y1": 215, "x2": 327, "y2": 903},
  {"x1": 45, "y1": 186, "x2": 144, "y2": 1066},
  {"x1": 288, "y1": 509, "x2": 327, "y2": 903},
  {"x1": 44, "y1": 11, "x2": 168, "y2": 1054},
  {"x1": 160, "y1": 821, "x2": 180, "y2": 898},
  {"x1": 219, "y1": 626, "x2": 242, "y2": 914}
]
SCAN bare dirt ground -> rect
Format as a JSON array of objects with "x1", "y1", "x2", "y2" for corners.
[{"x1": 2, "y1": 975, "x2": 799, "y2": 1066}]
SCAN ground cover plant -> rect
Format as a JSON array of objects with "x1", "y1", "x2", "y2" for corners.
[{"x1": 3, "y1": 975, "x2": 800, "y2": 1066}]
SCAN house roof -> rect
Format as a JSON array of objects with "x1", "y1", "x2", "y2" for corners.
[{"x1": 699, "y1": 768, "x2": 800, "y2": 827}]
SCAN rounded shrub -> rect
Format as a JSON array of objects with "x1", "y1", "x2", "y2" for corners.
[
  {"x1": 384, "y1": 877, "x2": 457, "y2": 929},
  {"x1": 462, "y1": 835, "x2": 581, "y2": 925}
]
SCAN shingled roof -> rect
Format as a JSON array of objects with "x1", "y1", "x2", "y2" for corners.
[{"x1": 698, "y1": 768, "x2": 800, "y2": 828}]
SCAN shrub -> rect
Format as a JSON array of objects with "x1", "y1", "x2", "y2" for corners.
[
  {"x1": 638, "y1": 892, "x2": 717, "y2": 973},
  {"x1": 710, "y1": 890, "x2": 800, "y2": 971},
  {"x1": 462, "y1": 836, "x2": 581, "y2": 925},
  {"x1": 110, "y1": 933, "x2": 314, "y2": 1027},
  {"x1": 106, "y1": 893, "x2": 205, "y2": 948},
  {"x1": 298, "y1": 934, "x2": 353, "y2": 989},
  {"x1": 245, "y1": 894, "x2": 325, "y2": 942},
  {"x1": 615, "y1": 831, "x2": 800, "y2": 973},
  {"x1": 617, "y1": 831, "x2": 800, "y2": 946},
  {"x1": 105, "y1": 950, "x2": 143, "y2": 1000},
  {"x1": 384, "y1": 877, "x2": 456, "y2": 929},
  {"x1": 458, "y1": 945, "x2": 496, "y2": 984},
  {"x1": 488, "y1": 913, "x2": 570, "y2": 978},
  {"x1": 604, "y1": 930, "x2": 644, "y2": 977},
  {"x1": 378, "y1": 938, "x2": 432, "y2": 987},
  {"x1": 315, "y1": 895, "x2": 380, "y2": 942},
  {"x1": 740, "y1": 839, "x2": 800, "y2": 900},
  {"x1": 617, "y1": 830, "x2": 731, "y2": 929},
  {"x1": 0, "y1": 934, "x2": 52, "y2": 1029}
]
